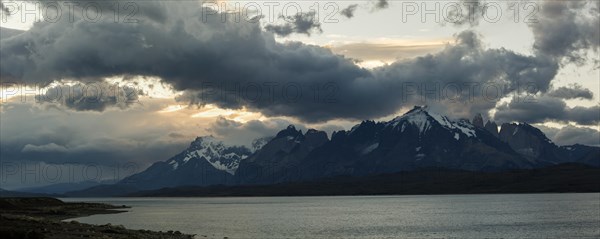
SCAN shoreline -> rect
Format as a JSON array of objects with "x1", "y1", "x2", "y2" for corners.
[
  {"x1": 61, "y1": 191, "x2": 600, "y2": 199},
  {"x1": 0, "y1": 197, "x2": 194, "y2": 239}
]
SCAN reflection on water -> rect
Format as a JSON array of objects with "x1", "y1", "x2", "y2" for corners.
[{"x1": 63, "y1": 193, "x2": 600, "y2": 239}]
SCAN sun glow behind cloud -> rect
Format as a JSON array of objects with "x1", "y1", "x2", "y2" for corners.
[
  {"x1": 157, "y1": 102, "x2": 265, "y2": 124},
  {"x1": 190, "y1": 105, "x2": 263, "y2": 123}
]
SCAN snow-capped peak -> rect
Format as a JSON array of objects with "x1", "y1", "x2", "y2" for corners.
[
  {"x1": 386, "y1": 106, "x2": 477, "y2": 137},
  {"x1": 167, "y1": 136, "x2": 251, "y2": 175}
]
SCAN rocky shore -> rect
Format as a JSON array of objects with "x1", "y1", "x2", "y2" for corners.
[{"x1": 0, "y1": 197, "x2": 194, "y2": 239}]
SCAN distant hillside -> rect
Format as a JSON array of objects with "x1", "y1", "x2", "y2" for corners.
[
  {"x1": 0, "y1": 188, "x2": 55, "y2": 198},
  {"x1": 16, "y1": 181, "x2": 104, "y2": 195},
  {"x1": 128, "y1": 163, "x2": 600, "y2": 197}
]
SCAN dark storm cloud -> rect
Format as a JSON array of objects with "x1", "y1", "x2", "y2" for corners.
[
  {"x1": 536, "y1": 125, "x2": 600, "y2": 146},
  {"x1": 531, "y1": 0, "x2": 600, "y2": 64},
  {"x1": 0, "y1": 1, "x2": 595, "y2": 124},
  {"x1": 35, "y1": 83, "x2": 143, "y2": 112},
  {"x1": 340, "y1": 4, "x2": 359, "y2": 18},
  {"x1": 368, "y1": 31, "x2": 558, "y2": 119},
  {"x1": 548, "y1": 84, "x2": 594, "y2": 100},
  {"x1": 207, "y1": 117, "x2": 306, "y2": 146},
  {"x1": 567, "y1": 106, "x2": 600, "y2": 125},
  {"x1": 264, "y1": 12, "x2": 322, "y2": 37},
  {"x1": 551, "y1": 126, "x2": 600, "y2": 146},
  {"x1": 494, "y1": 96, "x2": 600, "y2": 125},
  {"x1": 486, "y1": 0, "x2": 599, "y2": 125},
  {"x1": 176, "y1": 30, "x2": 558, "y2": 122},
  {"x1": 0, "y1": 2, "x2": 559, "y2": 122},
  {"x1": 444, "y1": 0, "x2": 599, "y2": 59}
]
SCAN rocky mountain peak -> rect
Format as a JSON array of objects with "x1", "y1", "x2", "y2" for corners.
[
  {"x1": 304, "y1": 129, "x2": 329, "y2": 146},
  {"x1": 499, "y1": 123, "x2": 553, "y2": 144},
  {"x1": 275, "y1": 125, "x2": 303, "y2": 139},
  {"x1": 484, "y1": 120, "x2": 499, "y2": 137},
  {"x1": 472, "y1": 113, "x2": 484, "y2": 128},
  {"x1": 168, "y1": 136, "x2": 251, "y2": 175},
  {"x1": 190, "y1": 136, "x2": 221, "y2": 149},
  {"x1": 384, "y1": 106, "x2": 477, "y2": 138},
  {"x1": 499, "y1": 122, "x2": 556, "y2": 160},
  {"x1": 331, "y1": 130, "x2": 348, "y2": 141}
]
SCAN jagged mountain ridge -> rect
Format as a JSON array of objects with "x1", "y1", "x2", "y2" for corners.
[
  {"x1": 98, "y1": 106, "x2": 599, "y2": 192},
  {"x1": 286, "y1": 106, "x2": 531, "y2": 182}
]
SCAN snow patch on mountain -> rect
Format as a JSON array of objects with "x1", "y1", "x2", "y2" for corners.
[
  {"x1": 361, "y1": 143, "x2": 379, "y2": 155},
  {"x1": 404, "y1": 111, "x2": 432, "y2": 134},
  {"x1": 169, "y1": 161, "x2": 179, "y2": 170},
  {"x1": 428, "y1": 112, "x2": 476, "y2": 137},
  {"x1": 387, "y1": 106, "x2": 477, "y2": 138},
  {"x1": 207, "y1": 159, "x2": 244, "y2": 174},
  {"x1": 166, "y1": 136, "x2": 251, "y2": 175}
]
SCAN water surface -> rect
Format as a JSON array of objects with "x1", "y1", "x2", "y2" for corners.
[{"x1": 63, "y1": 193, "x2": 600, "y2": 238}]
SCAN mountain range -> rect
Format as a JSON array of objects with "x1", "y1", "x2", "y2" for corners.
[
  {"x1": 65, "y1": 106, "x2": 599, "y2": 196},
  {"x1": 119, "y1": 136, "x2": 253, "y2": 190}
]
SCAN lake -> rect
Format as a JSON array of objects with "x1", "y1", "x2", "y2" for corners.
[{"x1": 62, "y1": 193, "x2": 600, "y2": 238}]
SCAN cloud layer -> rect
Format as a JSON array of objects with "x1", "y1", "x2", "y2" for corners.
[
  {"x1": 4, "y1": 1, "x2": 597, "y2": 124},
  {"x1": 35, "y1": 82, "x2": 143, "y2": 111},
  {"x1": 537, "y1": 125, "x2": 600, "y2": 146},
  {"x1": 531, "y1": 0, "x2": 600, "y2": 64},
  {"x1": 494, "y1": 96, "x2": 599, "y2": 125},
  {"x1": 548, "y1": 84, "x2": 594, "y2": 100},
  {"x1": 0, "y1": 0, "x2": 598, "y2": 156}
]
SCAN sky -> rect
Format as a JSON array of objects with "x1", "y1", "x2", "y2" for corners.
[{"x1": 0, "y1": 0, "x2": 598, "y2": 189}]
